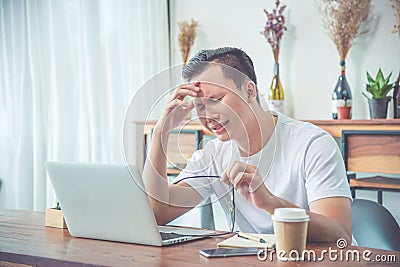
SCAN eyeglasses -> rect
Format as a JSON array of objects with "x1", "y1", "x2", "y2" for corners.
[{"x1": 173, "y1": 175, "x2": 235, "y2": 233}]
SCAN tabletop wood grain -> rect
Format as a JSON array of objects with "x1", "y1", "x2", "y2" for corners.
[{"x1": 0, "y1": 209, "x2": 399, "y2": 266}]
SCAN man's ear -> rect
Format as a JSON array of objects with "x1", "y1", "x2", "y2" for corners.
[{"x1": 246, "y1": 81, "x2": 257, "y2": 103}]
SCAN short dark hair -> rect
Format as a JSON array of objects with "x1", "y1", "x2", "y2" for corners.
[{"x1": 182, "y1": 47, "x2": 259, "y2": 103}]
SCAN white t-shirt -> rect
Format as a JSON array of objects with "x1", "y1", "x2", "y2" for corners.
[{"x1": 176, "y1": 112, "x2": 352, "y2": 234}]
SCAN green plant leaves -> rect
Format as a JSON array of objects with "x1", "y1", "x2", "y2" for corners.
[
  {"x1": 376, "y1": 69, "x2": 384, "y2": 88},
  {"x1": 365, "y1": 68, "x2": 394, "y2": 99},
  {"x1": 366, "y1": 71, "x2": 374, "y2": 84}
]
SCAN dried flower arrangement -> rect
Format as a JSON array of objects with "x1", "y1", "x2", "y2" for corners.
[
  {"x1": 261, "y1": 0, "x2": 287, "y2": 63},
  {"x1": 392, "y1": 0, "x2": 400, "y2": 36},
  {"x1": 317, "y1": 0, "x2": 370, "y2": 61},
  {"x1": 177, "y1": 19, "x2": 198, "y2": 65}
]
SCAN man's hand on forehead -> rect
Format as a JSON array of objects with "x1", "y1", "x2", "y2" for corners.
[{"x1": 194, "y1": 82, "x2": 204, "y2": 98}]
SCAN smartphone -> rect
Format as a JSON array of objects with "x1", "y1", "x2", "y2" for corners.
[{"x1": 199, "y1": 248, "x2": 260, "y2": 258}]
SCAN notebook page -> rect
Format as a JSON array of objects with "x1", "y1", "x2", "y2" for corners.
[{"x1": 217, "y1": 233, "x2": 275, "y2": 249}]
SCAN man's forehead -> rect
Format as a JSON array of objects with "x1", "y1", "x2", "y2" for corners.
[
  {"x1": 193, "y1": 65, "x2": 226, "y2": 83},
  {"x1": 193, "y1": 65, "x2": 237, "y2": 93}
]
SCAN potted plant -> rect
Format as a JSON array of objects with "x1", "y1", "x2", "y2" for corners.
[
  {"x1": 363, "y1": 68, "x2": 394, "y2": 119},
  {"x1": 337, "y1": 97, "x2": 351, "y2": 119}
]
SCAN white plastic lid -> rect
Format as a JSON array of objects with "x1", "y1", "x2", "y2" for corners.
[{"x1": 272, "y1": 208, "x2": 310, "y2": 222}]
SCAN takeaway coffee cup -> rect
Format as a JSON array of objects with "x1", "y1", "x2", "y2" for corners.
[{"x1": 272, "y1": 208, "x2": 310, "y2": 261}]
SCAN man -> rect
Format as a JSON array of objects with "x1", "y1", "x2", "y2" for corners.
[{"x1": 143, "y1": 47, "x2": 352, "y2": 243}]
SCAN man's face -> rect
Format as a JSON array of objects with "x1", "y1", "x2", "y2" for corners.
[{"x1": 193, "y1": 65, "x2": 253, "y2": 142}]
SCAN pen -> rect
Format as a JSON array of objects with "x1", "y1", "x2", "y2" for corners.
[{"x1": 236, "y1": 232, "x2": 266, "y2": 243}]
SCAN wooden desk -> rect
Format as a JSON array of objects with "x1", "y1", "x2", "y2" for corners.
[{"x1": 1, "y1": 209, "x2": 399, "y2": 266}]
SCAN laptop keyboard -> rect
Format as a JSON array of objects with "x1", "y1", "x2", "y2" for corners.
[{"x1": 160, "y1": 232, "x2": 187, "y2": 240}]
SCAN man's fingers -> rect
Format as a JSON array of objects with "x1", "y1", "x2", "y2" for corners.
[
  {"x1": 220, "y1": 172, "x2": 229, "y2": 185},
  {"x1": 233, "y1": 171, "x2": 253, "y2": 189},
  {"x1": 170, "y1": 84, "x2": 200, "y2": 101},
  {"x1": 237, "y1": 185, "x2": 250, "y2": 199},
  {"x1": 181, "y1": 100, "x2": 195, "y2": 110},
  {"x1": 227, "y1": 161, "x2": 256, "y2": 183},
  {"x1": 223, "y1": 162, "x2": 258, "y2": 188},
  {"x1": 166, "y1": 99, "x2": 184, "y2": 111}
]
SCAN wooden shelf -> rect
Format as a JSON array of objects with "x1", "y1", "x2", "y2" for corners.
[
  {"x1": 137, "y1": 119, "x2": 400, "y2": 138},
  {"x1": 135, "y1": 120, "x2": 211, "y2": 136},
  {"x1": 350, "y1": 176, "x2": 400, "y2": 190},
  {"x1": 134, "y1": 119, "x2": 400, "y2": 172},
  {"x1": 304, "y1": 119, "x2": 400, "y2": 138}
]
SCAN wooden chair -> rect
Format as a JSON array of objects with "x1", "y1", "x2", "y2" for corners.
[{"x1": 342, "y1": 130, "x2": 400, "y2": 204}]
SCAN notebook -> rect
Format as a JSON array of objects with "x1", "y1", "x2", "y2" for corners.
[
  {"x1": 46, "y1": 162, "x2": 215, "y2": 246},
  {"x1": 217, "y1": 233, "x2": 275, "y2": 249}
]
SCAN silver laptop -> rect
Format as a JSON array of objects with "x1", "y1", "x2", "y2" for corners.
[{"x1": 46, "y1": 162, "x2": 215, "y2": 246}]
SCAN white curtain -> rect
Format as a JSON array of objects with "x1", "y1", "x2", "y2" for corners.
[{"x1": 0, "y1": 0, "x2": 169, "y2": 210}]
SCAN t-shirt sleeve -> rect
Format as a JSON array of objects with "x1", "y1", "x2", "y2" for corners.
[
  {"x1": 304, "y1": 133, "x2": 352, "y2": 204},
  {"x1": 173, "y1": 144, "x2": 215, "y2": 200}
]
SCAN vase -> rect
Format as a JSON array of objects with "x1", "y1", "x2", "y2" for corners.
[
  {"x1": 337, "y1": 106, "x2": 352, "y2": 120},
  {"x1": 332, "y1": 60, "x2": 352, "y2": 119},
  {"x1": 393, "y1": 71, "x2": 400, "y2": 119},
  {"x1": 368, "y1": 98, "x2": 390, "y2": 119},
  {"x1": 268, "y1": 63, "x2": 284, "y2": 113}
]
